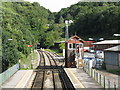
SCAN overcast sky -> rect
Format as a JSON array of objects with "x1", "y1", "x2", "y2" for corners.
[{"x1": 24, "y1": 0, "x2": 81, "y2": 12}]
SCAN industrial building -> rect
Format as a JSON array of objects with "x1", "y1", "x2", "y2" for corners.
[{"x1": 104, "y1": 45, "x2": 120, "y2": 70}]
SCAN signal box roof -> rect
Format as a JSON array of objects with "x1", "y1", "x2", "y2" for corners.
[{"x1": 67, "y1": 35, "x2": 84, "y2": 43}]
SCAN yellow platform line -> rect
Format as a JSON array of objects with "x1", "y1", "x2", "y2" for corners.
[
  {"x1": 65, "y1": 68, "x2": 85, "y2": 88},
  {"x1": 15, "y1": 70, "x2": 32, "y2": 88}
]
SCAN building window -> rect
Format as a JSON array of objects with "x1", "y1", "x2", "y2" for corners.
[
  {"x1": 73, "y1": 43, "x2": 75, "y2": 48},
  {"x1": 69, "y1": 44, "x2": 72, "y2": 49},
  {"x1": 79, "y1": 44, "x2": 82, "y2": 48}
]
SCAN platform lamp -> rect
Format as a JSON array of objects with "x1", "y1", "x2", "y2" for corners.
[
  {"x1": 3, "y1": 39, "x2": 13, "y2": 72},
  {"x1": 65, "y1": 20, "x2": 73, "y2": 41}
]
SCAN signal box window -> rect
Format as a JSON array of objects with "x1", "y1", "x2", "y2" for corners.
[
  {"x1": 80, "y1": 44, "x2": 83, "y2": 48},
  {"x1": 69, "y1": 44, "x2": 72, "y2": 49},
  {"x1": 73, "y1": 43, "x2": 75, "y2": 48}
]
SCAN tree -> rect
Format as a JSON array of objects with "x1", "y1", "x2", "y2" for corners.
[
  {"x1": 66, "y1": 13, "x2": 73, "y2": 20},
  {"x1": 59, "y1": 16, "x2": 64, "y2": 24}
]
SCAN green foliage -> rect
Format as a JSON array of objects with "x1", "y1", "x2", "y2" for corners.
[
  {"x1": 20, "y1": 50, "x2": 38, "y2": 69},
  {"x1": 55, "y1": 2, "x2": 120, "y2": 40},
  {"x1": 107, "y1": 69, "x2": 120, "y2": 75},
  {"x1": 59, "y1": 43, "x2": 65, "y2": 50},
  {"x1": 59, "y1": 16, "x2": 64, "y2": 24},
  {"x1": 66, "y1": 13, "x2": 73, "y2": 20},
  {"x1": 2, "y1": 2, "x2": 50, "y2": 69},
  {"x1": 41, "y1": 24, "x2": 64, "y2": 48},
  {"x1": 2, "y1": 2, "x2": 64, "y2": 69}
]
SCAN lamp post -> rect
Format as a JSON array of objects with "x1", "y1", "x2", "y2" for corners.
[
  {"x1": 65, "y1": 20, "x2": 73, "y2": 41},
  {"x1": 65, "y1": 20, "x2": 69, "y2": 41},
  {"x1": 3, "y1": 39, "x2": 13, "y2": 71}
]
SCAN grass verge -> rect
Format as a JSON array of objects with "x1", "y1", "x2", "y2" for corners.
[
  {"x1": 107, "y1": 69, "x2": 120, "y2": 75},
  {"x1": 20, "y1": 50, "x2": 38, "y2": 70}
]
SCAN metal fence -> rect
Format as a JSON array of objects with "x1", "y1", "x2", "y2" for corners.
[
  {"x1": 0, "y1": 64, "x2": 19, "y2": 86},
  {"x1": 83, "y1": 64, "x2": 118, "y2": 89}
]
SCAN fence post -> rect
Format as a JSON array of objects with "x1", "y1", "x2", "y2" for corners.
[
  {"x1": 96, "y1": 72, "x2": 97, "y2": 81},
  {"x1": 100, "y1": 74, "x2": 101, "y2": 85},
  {"x1": 88, "y1": 62, "x2": 89, "y2": 74},
  {"x1": 97, "y1": 72, "x2": 98, "y2": 82},
  {"x1": 114, "y1": 82, "x2": 116, "y2": 90},
  {"x1": 104, "y1": 76, "x2": 105, "y2": 89},
  {"x1": 108, "y1": 79, "x2": 110, "y2": 89},
  {"x1": 91, "y1": 68, "x2": 92, "y2": 77},
  {"x1": 92, "y1": 69, "x2": 93, "y2": 78},
  {"x1": 94, "y1": 69, "x2": 95, "y2": 80}
]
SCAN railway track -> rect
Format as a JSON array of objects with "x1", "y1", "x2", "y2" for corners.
[
  {"x1": 46, "y1": 51, "x2": 65, "y2": 66},
  {"x1": 31, "y1": 50, "x2": 75, "y2": 90}
]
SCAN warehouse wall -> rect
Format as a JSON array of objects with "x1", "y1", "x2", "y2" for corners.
[{"x1": 104, "y1": 51, "x2": 120, "y2": 70}]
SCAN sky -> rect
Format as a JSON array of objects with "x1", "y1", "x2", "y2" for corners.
[{"x1": 24, "y1": 0, "x2": 81, "y2": 12}]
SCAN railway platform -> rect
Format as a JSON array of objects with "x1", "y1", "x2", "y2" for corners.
[
  {"x1": 1, "y1": 70, "x2": 33, "y2": 88},
  {"x1": 64, "y1": 68, "x2": 103, "y2": 89}
]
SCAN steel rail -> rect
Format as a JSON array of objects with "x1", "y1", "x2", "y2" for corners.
[
  {"x1": 45, "y1": 51, "x2": 67, "y2": 89},
  {"x1": 40, "y1": 51, "x2": 45, "y2": 89},
  {"x1": 31, "y1": 50, "x2": 42, "y2": 89},
  {"x1": 45, "y1": 51, "x2": 75, "y2": 89},
  {"x1": 43, "y1": 51, "x2": 56, "y2": 89},
  {"x1": 46, "y1": 51, "x2": 65, "y2": 66},
  {"x1": 31, "y1": 50, "x2": 75, "y2": 89},
  {"x1": 31, "y1": 50, "x2": 45, "y2": 89}
]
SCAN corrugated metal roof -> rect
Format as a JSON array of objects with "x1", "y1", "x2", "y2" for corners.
[
  {"x1": 104, "y1": 45, "x2": 120, "y2": 51},
  {"x1": 93, "y1": 40, "x2": 120, "y2": 45}
]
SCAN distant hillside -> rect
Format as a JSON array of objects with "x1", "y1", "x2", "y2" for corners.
[{"x1": 55, "y1": 2, "x2": 120, "y2": 40}]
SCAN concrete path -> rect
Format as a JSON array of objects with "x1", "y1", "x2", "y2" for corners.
[
  {"x1": 1, "y1": 50, "x2": 40, "y2": 89},
  {"x1": 65, "y1": 68, "x2": 103, "y2": 89},
  {"x1": 64, "y1": 68, "x2": 85, "y2": 88},
  {"x1": 1, "y1": 70, "x2": 33, "y2": 88}
]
